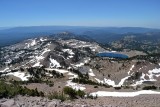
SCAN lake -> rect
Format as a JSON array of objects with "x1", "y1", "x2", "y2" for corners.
[{"x1": 96, "y1": 52, "x2": 129, "y2": 59}]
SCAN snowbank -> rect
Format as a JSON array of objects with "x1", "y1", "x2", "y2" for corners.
[
  {"x1": 68, "y1": 72, "x2": 78, "y2": 79},
  {"x1": 40, "y1": 38, "x2": 47, "y2": 42},
  {"x1": 30, "y1": 39, "x2": 36, "y2": 46},
  {"x1": 41, "y1": 48, "x2": 51, "y2": 55},
  {"x1": 132, "y1": 68, "x2": 160, "y2": 86},
  {"x1": 62, "y1": 49, "x2": 74, "y2": 55},
  {"x1": 6, "y1": 71, "x2": 31, "y2": 81},
  {"x1": 45, "y1": 68, "x2": 68, "y2": 74},
  {"x1": 90, "y1": 90, "x2": 160, "y2": 97},
  {"x1": 49, "y1": 58, "x2": 61, "y2": 68},
  {"x1": 75, "y1": 63, "x2": 84, "y2": 67},
  {"x1": 66, "y1": 80, "x2": 86, "y2": 91},
  {"x1": 104, "y1": 78, "x2": 115, "y2": 86},
  {"x1": 95, "y1": 76, "x2": 131, "y2": 87},
  {"x1": 89, "y1": 69, "x2": 95, "y2": 77},
  {"x1": 32, "y1": 62, "x2": 43, "y2": 67},
  {"x1": 128, "y1": 65, "x2": 135, "y2": 75},
  {"x1": 0, "y1": 68, "x2": 10, "y2": 73},
  {"x1": 35, "y1": 56, "x2": 45, "y2": 61}
]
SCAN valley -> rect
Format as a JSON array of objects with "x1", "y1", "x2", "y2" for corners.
[{"x1": 0, "y1": 31, "x2": 160, "y2": 106}]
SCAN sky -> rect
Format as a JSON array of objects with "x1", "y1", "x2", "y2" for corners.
[{"x1": 0, "y1": 0, "x2": 160, "y2": 28}]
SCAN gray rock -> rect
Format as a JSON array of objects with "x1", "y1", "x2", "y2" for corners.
[
  {"x1": 0, "y1": 99, "x2": 15, "y2": 107},
  {"x1": 47, "y1": 100, "x2": 61, "y2": 107}
]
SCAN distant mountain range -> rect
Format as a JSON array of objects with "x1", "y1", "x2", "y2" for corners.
[
  {"x1": 0, "y1": 26, "x2": 160, "y2": 46},
  {"x1": 1, "y1": 26, "x2": 160, "y2": 34}
]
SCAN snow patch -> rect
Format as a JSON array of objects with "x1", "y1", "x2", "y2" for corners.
[
  {"x1": 0, "y1": 68, "x2": 10, "y2": 73},
  {"x1": 118, "y1": 76, "x2": 131, "y2": 86},
  {"x1": 128, "y1": 65, "x2": 135, "y2": 75},
  {"x1": 111, "y1": 51, "x2": 117, "y2": 53},
  {"x1": 90, "y1": 90, "x2": 160, "y2": 97},
  {"x1": 148, "y1": 68, "x2": 160, "y2": 74},
  {"x1": 45, "y1": 68, "x2": 68, "y2": 74},
  {"x1": 104, "y1": 78, "x2": 115, "y2": 86},
  {"x1": 66, "y1": 80, "x2": 86, "y2": 91},
  {"x1": 30, "y1": 39, "x2": 36, "y2": 46},
  {"x1": 45, "y1": 72, "x2": 53, "y2": 77},
  {"x1": 40, "y1": 38, "x2": 47, "y2": 42},
  {"x1": 74, "y1": 58, "x2": 90, "y2": 67},
  {"x1": 96, "y1": 76, "x2": 131, "y2": 87},
  {"x1": 75, "y1": 63, "x2": 85, "y2": 67},
  {"x1": 68, "y1": 72, "x2": 78, "y2": 79},
  {"x1": 131, "y1": 68, "x2": 160, "y2": 86},
  {"x1": 5, "y1": 59, "x2": 12, "y2": 64},
  {"x1": 95, "y1": 78, "x2": 103, "y2": 84},
  {"x1": 49, "y1": 58, "x2": 61, "y2": 68},
  {"x1": 41, "y1": 48, "x2": 51, "y2": 55},
  {"x1": 89, "y1": 69, "x2": 95, "y2": 76},
  {"x1": 32, "y1": 62, "x2": 43, "y2": 67},
  {"x1": 62, "y1": 49, "x2": 74, "y2": 55},
  {"x1": 6, "y1": 71, "x2": 31, "y2": 81},
  {"x1": 35, "y1": 56, "x2": 45, "y2": 61}
]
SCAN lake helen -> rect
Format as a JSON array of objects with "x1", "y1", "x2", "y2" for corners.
[{"x1": 96, "y1": 52, "x2": 129, "y2": 59}]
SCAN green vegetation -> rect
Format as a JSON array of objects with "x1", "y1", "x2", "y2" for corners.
[
  {"x1": 0, "y1": 80, "x2": 87, "y2": 101},
  {"x1": 2, "y1": 67, "x2": 64, "y2": 86},
  {"x1": 0, "y1": 81, "x2": 44, "y2": 98},
  {"x1": 85, "y1": 93, "x2": 98, "y2": 99},
  {"x1": 48, "y1": 91, "x2": 67, "y2": 101},
  {"x1": 70, "y1": 69, "x2": 89, "y2": 79},
  {"x1": 27, "y1": 67, "x2": 64, "y2": 79},
  {"x1": 128, "y1": 72, "x2": 142, "y2": 80},
  {"x1": 142, "y1": 85, "x2": 157, "y2": 90},
  {"x1": 94, "y1": 86, "x2": 98, "y2": 88},
  {"x1": 9, "y1": 78, "x2": 55, "y2": 88},
  {"x1": 127, "y1": 53, "x2": 160, "y2": 64},
  {"x1": 63, "y1": 86, "x2": 85, "y2": 99},
  {"x1": 72, "y1": 78, "x2": 111, "y2": 88},
  {"x1": 109, "y1": 33, "x2": 160, "y2": 54},
  {"x1": 114, "y1": 87, "x2": 121, "y2": 90},
  {"x1": 48, "y1": 86, "x2": 86, "y2": 101},
  {"x1": 72, "y1": 50, "x2": 85, "y2": 63},
  {"x1": 71, "y1": 68, "x2": 110, "y2": 88}
]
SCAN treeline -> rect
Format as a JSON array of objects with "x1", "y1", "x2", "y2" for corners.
[
  {"x1": 69, "y1": 69, "x2": 89, "y2": 79},
  {"x1": 10, "y1": 79, "x2": 54, "y2": 87},
  {"x1": 0, "y1": 81, "x2": 95, "y2": 101},
  {"x1": 0, "y1": 81, "x2": 44, "y2": 98},
  {"x1": 70, "y1": 69, "x2": 110, "y2": 88},
  {"x1": 127, "y1": 53, "x2": 160, "y2": 63},
  {"x1": 27, "y1": 67, "x2": 64, "y2": 79},
  {"x1": 72, "y1": 78, "x2": 111, "y2": 88},
  {"x1": 48, "y1": 86, "x2": 85, "y2": 101},
  {"x1": 142, "y1": 85, "x2": 158, "y2": 90},
  {"x1": 6, "y1": 67, "x2": 64, "y2": 86},
  {"x1": 48, "y1": 86, "x2": 96, "y2": 101},
  {"x1": 0, "y1": 67, "x2": 64, "y2": 83}
]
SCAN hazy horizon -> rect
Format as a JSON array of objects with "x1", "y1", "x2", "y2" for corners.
[{"x1": 0, "y1": 25, "x2": 160, "y2": 30}]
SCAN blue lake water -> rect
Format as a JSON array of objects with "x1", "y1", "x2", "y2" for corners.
[{"x1": 96, "y1": 52, "x2": 129, "y2": 59}]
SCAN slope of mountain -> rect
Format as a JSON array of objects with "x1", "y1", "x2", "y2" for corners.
[
  {"x1": 0, "y1": 32, "x2": 160, "y2": 96},
  {"x1": 109, "y1": 32, "x2": 160, "y2": 53},
  {"x1": 1, "y1": 26, "x2": 160, "y2": 47}
]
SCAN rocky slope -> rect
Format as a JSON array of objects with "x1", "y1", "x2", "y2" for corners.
[
  {"x1": 0, "y1": 32, "x2": 160, "y2": 106},
  {"x1": 1, "y1": 95, "x2": 160, "y2": 107}
]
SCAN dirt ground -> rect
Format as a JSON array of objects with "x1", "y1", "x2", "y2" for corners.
[{"x1": 1, "y1": 95, "x2": 160, "y2": 107}]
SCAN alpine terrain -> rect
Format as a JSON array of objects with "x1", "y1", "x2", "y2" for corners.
[{"x1": 0, "y1": 31, "x2": 160, "y2": 107}]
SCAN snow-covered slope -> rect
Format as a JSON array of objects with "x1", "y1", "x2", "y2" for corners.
[{"x1": 0, "y1": 32, "x2": 160, "y2": 96}]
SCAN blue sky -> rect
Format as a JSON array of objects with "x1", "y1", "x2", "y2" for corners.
[{"x1": 0, "y1": 0, "x2": 160, "y2": 28}]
